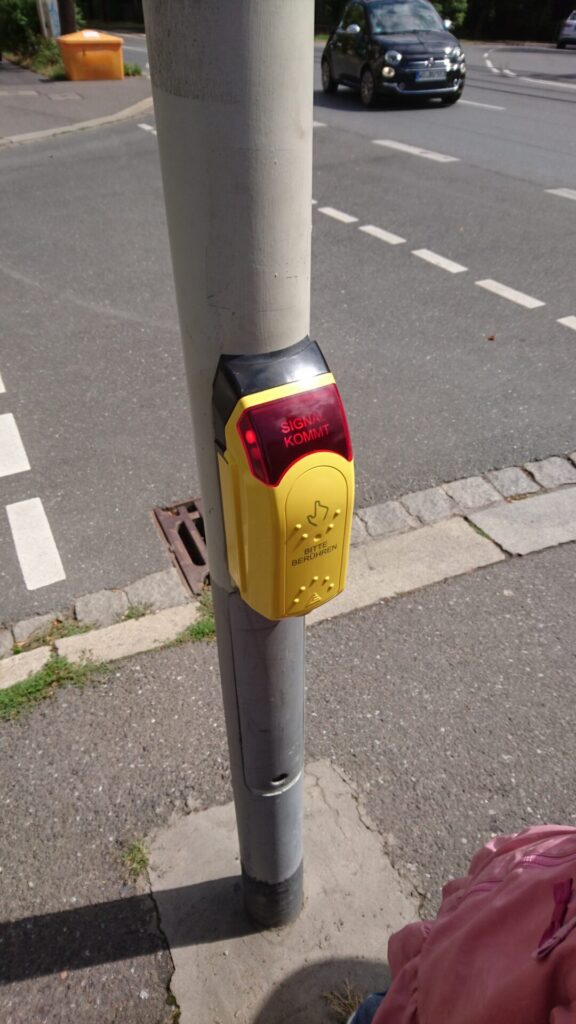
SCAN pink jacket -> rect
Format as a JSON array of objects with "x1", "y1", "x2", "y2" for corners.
[{"x1": 375, "y1": 827, "x2": 576, "y2": 1024}]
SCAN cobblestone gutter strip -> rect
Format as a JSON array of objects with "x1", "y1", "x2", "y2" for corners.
[{"x1": 1, "y1": 453, "x2": 576, "y2": 687}]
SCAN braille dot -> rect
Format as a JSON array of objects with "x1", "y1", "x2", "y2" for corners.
[
  {"x1": 334, "y1": 508, "x2": 341, "y2": 515},
  {"x1": 328, "y1": 584, "x2": 335, "y2": 590},
  {"x1": 295, "y1": 523, "x2": 302, "y2": 530},
  {"x1": 314, "y1": 535, "x2": 321, "y2": 542},
  {"x1": 312, "y1": 576, "x2": 319, "y2": 582},
  {"x1": 323, "y1": 576, "x2": 330, "y2": 583},
  {"x1": 302, "y1": 533, "x2": 309, "y2": 539},
  {"x1": 299, "y1": 586, "x2": 306, "y2": 592},
  {"x1": 328, "y1": 524, "x2": 334, "y2": 531},
  {"x1": 293, "y1": 598, "x2": 300, "y2": 604}
]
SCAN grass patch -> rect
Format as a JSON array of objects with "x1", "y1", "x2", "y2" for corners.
[
  {"x1": 123, "y1": 62, "x2": 142, "y2": 76},
  {"x1": 323, "y1": 980, "x2": 363, "y2": 1022},
  {"x1": 467, "y1": 521, "x2": 492, "y2": 541},
  {"x1": 122, "y1": 603, "x2": 152, "y2": 622},
  {"x1": 0, "y1": 655, "x2": 107, "y2": 721},
  {"x1": 9, "y1": 39, "x2": 68, "y2": 79},
  {"x1": 12, "y1": 617, "x2": 92, "y2": 655},
  {"x1": 172, "y1": 587, "x2": 216, "y2": 645},
  {"x1": 122, "y1": 839, "x2": 149, "y2": 880}
]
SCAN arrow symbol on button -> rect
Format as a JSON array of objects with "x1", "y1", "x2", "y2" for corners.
[
  {"x1": 307, "y1": 592, "x2": 323, "y2": 606},
  {"x1": 307, "y1": 501, "x2": 329, "y2": 527}
]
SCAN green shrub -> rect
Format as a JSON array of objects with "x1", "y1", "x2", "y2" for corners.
[{"x1": 0, "y1": 0, "x2": 40, "y2": 55}]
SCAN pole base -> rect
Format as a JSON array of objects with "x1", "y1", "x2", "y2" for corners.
[{"x1": 242, "y1": 861, "x2": 303, "y2": 928}]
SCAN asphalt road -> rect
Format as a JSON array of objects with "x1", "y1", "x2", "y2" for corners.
[
  {"x1": 2, "y1": 543, "x2": 576, "y2": 1021},
  {"x1": 1, "y1": 42, "x2": 575, "y2": 623}
]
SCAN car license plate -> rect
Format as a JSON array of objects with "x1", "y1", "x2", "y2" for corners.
[{"x1": 416, "y1": 69, "x2": 446, "y2": 81}]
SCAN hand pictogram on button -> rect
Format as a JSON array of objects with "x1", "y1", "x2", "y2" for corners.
[{"x1": 307, "y1": 500, "x2": 329, "y2": 527}]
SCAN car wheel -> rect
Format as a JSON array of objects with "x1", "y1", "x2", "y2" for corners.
[
  {"x1": 360, "y1": 67, "x2": 376, "y2": 107},
  {"x1": 321, "y1": 59, "x2": 338, "y2": 94}
]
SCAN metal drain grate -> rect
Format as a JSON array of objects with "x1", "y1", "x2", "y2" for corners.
[{"x1": 153, "y1": 497, "x2": 209, "y2": 594}]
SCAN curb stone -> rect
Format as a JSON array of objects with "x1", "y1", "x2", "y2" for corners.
[
  {"x1": 2, "y1": 452, "x2": 576, "y2": 689},
  {"x1": 0, "y1": 95, "x2": 153, "y2": 148}
]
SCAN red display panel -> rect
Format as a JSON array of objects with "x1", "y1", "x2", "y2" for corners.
[{"x1": 237, "y1": 383, "x2": 352, "y2": 486}]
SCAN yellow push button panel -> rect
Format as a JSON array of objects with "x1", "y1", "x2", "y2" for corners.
[{"x1": 213, "y1": 340, "x2": 354, "y2": 621}]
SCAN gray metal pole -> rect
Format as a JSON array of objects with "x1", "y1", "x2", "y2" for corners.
[{"x1": 143, "y1": 0, "x2": 314, "y2": 926}]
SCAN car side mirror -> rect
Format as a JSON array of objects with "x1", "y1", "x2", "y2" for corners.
[
  {"x1": 443, "y1": 18, "x2": 454, "y2": 31},
  {"x1": 346, "y1": 23, "x2": 362, "y2": 34}
]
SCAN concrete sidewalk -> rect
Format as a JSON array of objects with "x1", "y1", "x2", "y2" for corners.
[
  {"x1": 0, "y1": 59, "x2": 152, "y2": 145},
  {"x1": 2, "y1": 542, "x2": 576, "y2": 1022}
]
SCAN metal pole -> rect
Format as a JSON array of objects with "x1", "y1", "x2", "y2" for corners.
[{"x1": 143, "y1": 0, "x2": 314, "y2": 926}]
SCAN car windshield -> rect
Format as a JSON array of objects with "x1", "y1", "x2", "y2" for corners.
[{"x1": 368, "y1": 0, "x2": 444, "y2": 34}]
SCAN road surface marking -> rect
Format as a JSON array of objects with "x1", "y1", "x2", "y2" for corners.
[
  {"x1": 6, "y1": 498, "x2": 66, "y2": 591},
  {"x1": 0, "y1": 414, "x2": 31, "y2": 478},
  {"x1": 476, "y1": 279, "x2": 545, "y2": 309},
  {"x1": 372, "y1": 139, "x2": 459, "y2": 163},
  {"x1": 521, "y1": 77, "x2": 576, "y2": 91},
  {"x1": 138, "y1": 123, "x2": 157, "y2": 136},
  {"x1": 359, "y1": 224, "x2": 405, "y2": 245},
  {"x1": 318, "y1": 207, "x2": 358, "y2": 224},
  {"x1": 313, "y1": 120, "x2": 327, "y2": 127},
  {"x1": 460, "y1": 99, "x2": 505, "y2": 110},
  {"x1": 0, "y1": 372, "x2": 5, "y2": 394},
  {"x1": 558, "y1": 316, "x2": 576, "y2": 331},
  {"x1": 503, "y1": 69, "x2": 517, "y2": 77},
  {"x1": 412, "y1": 249, "x2": 467, "y2": 274},
  {"x1": 546, "y1": 188, "x2": 576, "y2": 202},
  {"x1": 312, "y1": 199, "x2": 318, "y2": 205},
  {"x1": 485, "y1": 57, "x2": 495, "y2": 68}
]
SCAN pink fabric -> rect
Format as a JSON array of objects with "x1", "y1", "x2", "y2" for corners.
[{"x1": 374, "y1": 827, "x2": 576, "y2": 1024}]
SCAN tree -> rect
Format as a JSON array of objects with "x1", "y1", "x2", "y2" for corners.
[
  {"x1": 434, "y1": 0, "x2": 468, "y2": 30},
  {"x1": 58, "y1": 0, "x2": 76, "y2": 34}
]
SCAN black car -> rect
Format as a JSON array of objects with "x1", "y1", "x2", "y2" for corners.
[{"x1": 321, "y1": 0, "x2": 466, "y2": 107}]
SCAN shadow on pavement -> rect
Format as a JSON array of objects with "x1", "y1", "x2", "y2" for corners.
[
  {"x1": 250, "y1": 958, "x2": 390, "y2": 1024},
  {"x1": 0, "y1": 875, "x2": 257, "y2": 984}
]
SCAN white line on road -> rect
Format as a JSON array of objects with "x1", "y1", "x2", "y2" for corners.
[
  {"x1": 372, "y1": 139, "x2": 459, "y2": 163},
  {"x1": 313, "y1": 120, "x2": 327, "y2": 127},
  {"x1": 0, "y1": 372, "x2": 5, "y2": 394},
  {"x1": 521, "y1": 76, "x2": 576, "y2": 91},
  {"x1": 359, "y1": 224, "x2": 406, "y2": 245},
  {"x1": 546, "y1": 188, "x2": 576, "y2": 202},
  {"x1": 460, "y1": 99, "x2": 505, "y2": 110},
  {"x1": 6, "y1": 498, "x2": 66, "y2": 590},
  {"x1": 412, "y1": 249, "x2": 467, "y2": 274},
  {"x1": 138, "y1": 123, "x2": 157, "y2": 135},
  {"x1": 558, "y1": 316, "x2": 576, "y2": 331},
  {"x1": 312, "y1": 199, "x2": 318, "y2": 205},
  {"x1": 502, "y1": 69, "x2": 517, "y2": 77},
  {"x1": 0, "y1": 414, "x2": 31, "y2": 478},
  {"x1": 476, "y1": 279, "x2": 545, "y2": 309},
  {"x1": 318, "y1": 207, "x2": 358, "y2": 224}
]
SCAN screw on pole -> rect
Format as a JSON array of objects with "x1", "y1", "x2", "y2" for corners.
[{"x1": 143, "y1": 0, "x2": 315, "y2": 927}]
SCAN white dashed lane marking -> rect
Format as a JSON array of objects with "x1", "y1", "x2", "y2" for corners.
[
  {"x1": 138, "y1": 123, "x2": 157, "y2": 136},
  {"x1": 0, "y1": 371, "x2": 5, "y2": 394},
  {"x1": 318, "y1": 207, "x2": 358, "y2": 224},
  {"x1": 313, "y1": 121, "x2": 327, "y2": 127},
  {"x1": 412, "y1": 249, "x2": 467, "y2": 274},
  {"x1": 476, "y1": 279, "x2": 545, "y2": 309},
  {"x1": 359, "y1": 224, "x2": 405, "y2": 245},
  {"x1": 0, "y1": 413, "x2": 31, "y2": 478},
  {"x1": 6, "y1": 498, "x2": 66, "y2": 591},
  {"x1": 372, "y1": 139, "x2": 459, "y2": 163},
  {"x1": 546, "y1": 188, "x2": 576, "y2": 202},
  {"x1": 558, "y1": 316, "x2": 576, "y2": 331},
  {"x1": 460, "y1": 99, "x2": 505, "y2": 111}
]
